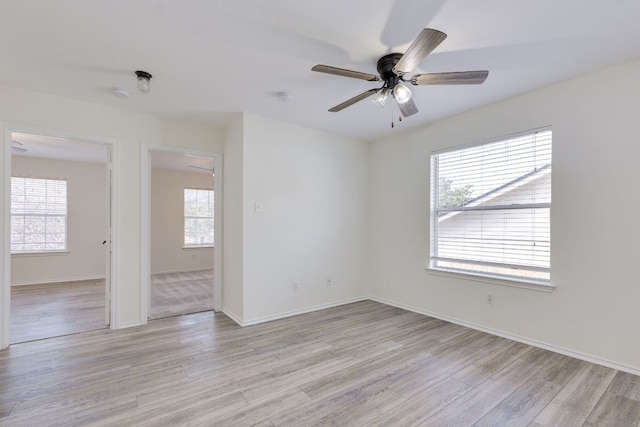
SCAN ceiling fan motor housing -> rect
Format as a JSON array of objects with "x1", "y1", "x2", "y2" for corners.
[{"x1": 377, "y1": 53, "x2": 403, "y2": 88}]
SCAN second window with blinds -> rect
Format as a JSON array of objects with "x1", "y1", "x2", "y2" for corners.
[
  {"x1": 430, "y1": 127, "x2": 552, "y2": 286},
  {"x1": 184, "y1": 188, "x2": 214, "y2": 248}
]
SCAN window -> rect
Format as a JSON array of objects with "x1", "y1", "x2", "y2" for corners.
[
  {"x1": 430, "y1": 128, "x2": 552, "y2": 284},
  {"x1": 184, "y1": 188, "x2": 214, "y2": 247},
  {"x1": 11, "y1": 176, "x2": 68, "y2": 253}
]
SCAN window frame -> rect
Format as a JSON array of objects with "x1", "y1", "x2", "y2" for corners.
[
  {"x1": 429, "y1": 127, "x2": 553, "y2": 289},
  {"x1": 183, "y1": 187, "x2": 214, "y2": 248},
  {"x1": 10, "y1": 176, "x2": 68, "y2": 255}
]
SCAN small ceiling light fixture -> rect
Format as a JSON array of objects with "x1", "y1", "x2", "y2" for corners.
[
  {"x1": 276, "y1": 91, "x2": 291, "y2": 103},
  {"x1": 112, "y1": 88, "x2": 130, "y2": 98},
  {"x1": 392, "y1": 82, "x2": 412, "y2": 104},
  {"x1": 135, "y1": 70, "x2": 152, "y2": 94}
]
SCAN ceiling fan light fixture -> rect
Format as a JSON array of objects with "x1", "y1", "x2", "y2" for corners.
[
  {"x1": 135, "y1": 70, "x2": 152, "y2": 94},
  {"x1": 393, "y1": 82, "x2": 412, "y2": 104},
  {"x1": 371, "y1": 88, "x2": 389, "y2": 108}
]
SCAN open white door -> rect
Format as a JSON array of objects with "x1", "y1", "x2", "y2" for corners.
[{"x1": 104, "y1": 147, "x2": 112, "y2": 326}]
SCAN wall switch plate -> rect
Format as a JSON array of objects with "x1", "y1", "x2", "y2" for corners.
[
  {"x1": 254, "y1": 201, "x2": 264, "y2": 213},
  {"x1": 486, "y1": 293, "x2": 495, "y2": 304},
  {"x1": 293, "y1": 281, "x2": 299, "y2": 291}
]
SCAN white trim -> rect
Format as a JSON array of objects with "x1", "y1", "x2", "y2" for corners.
[
  {"x1": 150, "y1": 268, "x2": 213, "y2": 276},
  {"x1": 1, "y1": 125, "x2": 10, "y2": 349},
  {"x1": 226, "y1": 297, "x2": 368, "y2": 327},
  {"x1": 221, "y1": 307, "x2": 244, "y2": 326},
  {"x1": 427, "y1": 268, "x2": 555, "y2": 293},
  {"x1": 108, "y1": 138, "x2": 119, "y2": 330},
  {"x1": 431, "y1": 125, "x2": 552, "y2": 156},
  {"x1": 11, "y1": 276, "x2": 106, "y2": 286},
  {"x1": 0, "y1": 122, "x2": 120, "y2": 345},
  {"x1": 140, "y1": 145, "x2": 151, "y2": 323},
  {"x1": 11, "y1": 250, "x2": 70, "y2": 257},
  {"x1": 369, "y1": 295, "x2": 640, "y2": 377},
  {"x1": 212, "y1": 155, "x2": 223, "y2": 312},
  {"x1": 116, "y1": 321, "x2": 145, "y2": 329},
  {"x1": 141, "y1": 143, "x2": 223, "y2": 324}
]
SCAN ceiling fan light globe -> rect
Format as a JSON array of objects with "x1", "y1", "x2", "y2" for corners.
[
  {"x1": 135, "y1": 70, "x2": 152, "y2": 94},
  {"x1": 137, "y1": 77, "x2": 150, "y2": 93},
  {"x1": 393, "y1": 83, "x2": 412, "y2": 104},
  {"x1": 371, "y1": 89, "x2": 389, "y2": 108}
]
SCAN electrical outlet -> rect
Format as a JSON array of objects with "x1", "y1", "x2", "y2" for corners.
[
  {"x1": 293, "y1": 282, "x2": 299, "y2": 291},
  {"x1": 326, "y1": 277, "x2": 332, "y2": 286},
  {"x1": 486, "y1": 293, "x2": 495, "y2": 305}
]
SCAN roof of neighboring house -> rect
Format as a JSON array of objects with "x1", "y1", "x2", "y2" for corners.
[{"x1": 439, "y1": 163, "x2": 551, "y2": 221}]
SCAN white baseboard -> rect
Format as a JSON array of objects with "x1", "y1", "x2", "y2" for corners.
[
  {"x1": 221, "y1": 307, "x2": 244, "y2": 326},
  {"x1": 114, "y1": 321, "x2": 145, "y2": 330},
  {"x1": 223, "y1": 297, "x2": 368, "y2": 327},
  {"x1": 150, "y1": 268, "x2": 213, "y2": 276},
  {"x1": 11, "y1": 276, "x2": 106, "y2": 286},
  {"x1": 369, "y1": 295, "x2": 640, "y2": 377}
]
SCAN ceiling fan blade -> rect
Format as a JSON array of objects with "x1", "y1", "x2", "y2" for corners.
[
  {"x1": 11, "y1": 140, "x2": 27, "y2": 152},
  {"x1": 312, "y1": 65, "x2": 381, "y2": 82},
  {"x1": 328, "y1": 89, "x2": 379, "y2": 112},
  {"x1": 393, "y1": 28, "x2": 447, "y2": 76},
  {"x1": 397, "y1": 98, "x2": 419, "y2": 117},
  {"x1": 188, "y1": 165, "x2": 214, "y2": 172},
  {"x1": 410, "y1": 70, "x2": 489, "y2": 85}
]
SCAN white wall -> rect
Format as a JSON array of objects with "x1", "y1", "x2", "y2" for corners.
[
  {"x1": 240, "y1": 114, "x2": 368, "y2": 323},
  {"x1": 11, "y1": 156, "x2": 107, "y2": 285},
  {"x1": 150, "y1": 167, "x2": 214, "y2": 274},
  {"x1": 368, "y1": 59, "x2": 640, "y2": 371},
  {"x1": 222, "y1": 115, "x2": 244, "y2": 321},
  {"x1": 0, "y1": 84, "x2": 225, "y2": 330}
]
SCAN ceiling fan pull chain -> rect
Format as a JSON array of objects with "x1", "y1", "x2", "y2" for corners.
[{"x1": 390, "y1": 102, "x2": 395, "y2": 128}]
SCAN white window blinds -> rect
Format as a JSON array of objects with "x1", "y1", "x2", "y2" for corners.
[
  {"x1": 11, "y1": 176, "x2": 68, "y2": 253},
  {"x1": 430, "y1": 128, "x2": 552, "y2": 284},
  {"x1": 184, "y1": 188, "x2": 214, "y2": 247}
]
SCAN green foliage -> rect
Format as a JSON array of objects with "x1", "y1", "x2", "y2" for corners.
[{"x1": 439, "y1": 178, "x2": 473, "y2": 208}]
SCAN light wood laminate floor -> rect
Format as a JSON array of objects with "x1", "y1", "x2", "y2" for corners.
[
  {"x1": 10, "y1": 271, "x2": 214, "y2": 343},
  {"x1": 10, "y1": 279, "x2": 107, "y2": 344},
  {"x1": 150, "y1": 269, "x2": 214, "y2": 320},
  {"x1": 2, "y1": 300, "x2": 639, "y2": 426}
]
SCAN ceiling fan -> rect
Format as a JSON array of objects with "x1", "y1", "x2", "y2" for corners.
[
  {"x1": 188, "y1": 165, "x2": 215, "y2": 176},
  {"x1": 312, "y1": 28, "x2": 488, "y2": 121},
  {"x1": 11, "y1": 140, "x2": 27, "y2": 153}
]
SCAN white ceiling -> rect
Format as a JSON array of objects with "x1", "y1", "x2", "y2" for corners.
[{"x1": 2, "y1": 1, "x2": 640, "y2": 141}]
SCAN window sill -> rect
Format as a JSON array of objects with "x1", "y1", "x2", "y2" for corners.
[
  {"x1": 183, "y1": 246, "x2": 214, "y2": 250},
  {"x1": 11, "y1": 250, "x2": 70, "y2": 258},
  {"x1": 426, "y1": 267, "x2": 555, "y2": 293}
]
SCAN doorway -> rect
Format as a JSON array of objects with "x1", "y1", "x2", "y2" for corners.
[
  {"x1": 141, "y1": 146, "x2": 222, "y2": 321},
  {"x1": 6, "y1": 129, "x2": 114, "y2": 344}
]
